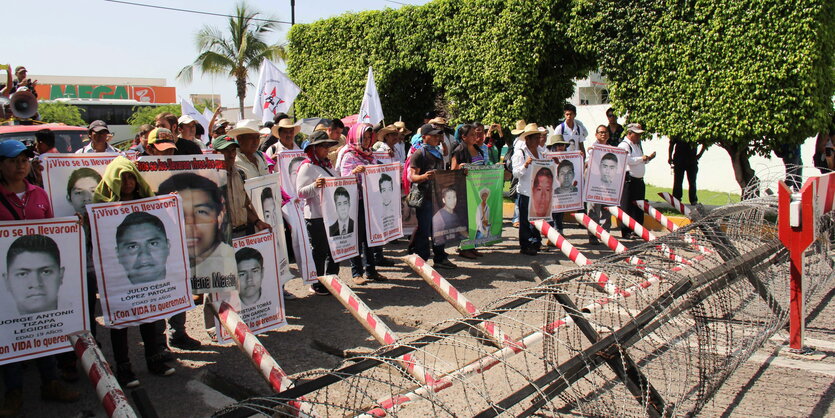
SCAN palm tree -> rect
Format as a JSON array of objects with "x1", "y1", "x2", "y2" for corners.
[{"x1": 177, "y1": 2, "x2": 285, "y2": 119}]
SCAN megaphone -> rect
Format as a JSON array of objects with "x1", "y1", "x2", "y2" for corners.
[{"x1": 10, "y1": 90, "x2": 37, "y2": 119}]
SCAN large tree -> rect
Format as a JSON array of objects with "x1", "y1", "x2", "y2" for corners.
[
  {"x1": 571, "y1": 0, "x2": 835, "y2": 193},
  {"x1": 177, "y1": 2, "x2": 285, "y2": 119}
]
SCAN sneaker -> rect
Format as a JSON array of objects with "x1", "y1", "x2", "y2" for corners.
[
  {"x1": 366, "y1": 271, "x2": 388, "y2": 282},
  {"x1": 352, "y1": 275, "x2": 369, "y2": 285},
  {"x1": 520, "y1": 247, "x2": 538, "y2": 256},
  {"x1": 116, "y1": 364, "x2": 140, "y2": 389},
  {"x1": 147, "y1": 359, "x2": 176, "y2": 377},
  {"x1": 375, "y1": 257, "x2": 396, "y2": 267},
  {"x1": 457, "y1": 249, "x2": 478, "y2": 259},
  {"x1": 309, "y1": 283, "x2": 329, "y2": 296},
  {"x1": 283, "y1": 289, "x2": 298, "y2": 300},
  {"x1": 0, "y1": 389, "x2": 22, "y2": 416},
  {"x1": 434, "y1": 259, "x2": 457, "y2": 269},
  {"x1": 170, "y1": 334, "x2": 202, "y2": 350}
]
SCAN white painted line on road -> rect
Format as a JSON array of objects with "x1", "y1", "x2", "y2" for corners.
[
  {"x1": 748, "y1": 351, "x2": 835, "y2": 377},
  {"x1": 771, "y1": 333, "x2": 835, "y2": 351},
  {"x1": 186, "y1": 380, "x2": 237, "y2": 410}
]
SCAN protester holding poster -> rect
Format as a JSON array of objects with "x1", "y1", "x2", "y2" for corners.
[
  {"x1": 361, "y1": 163, "x2": 403, "y2": 248},
  {"x1": 546, "y1": 148, "x2": 584, "y2": 232},
  {"x1": 511, "y1": 123, "x2": 548, "y2": 255},
  {"x1": 296, "y1": 132, "x2": 340, "y2": 295},
  {"x1": 41, "y1": 153, "x2": 117, "y2": 217},
  {"x1": 278, "y1": 150, "x2": 307, "y2": 197},
  {"x1": 339, "y1": 123, "x2": 388, "y2": 284},
  {"x1": 459, "y1": 164, "x2": 504, "y2": 251},
  {"x1": 244, "y1": 173, "x2": 294, "y2": 299},
  {"x1": 584, "y1": 126, "x2": 616, "y2": 243},
  {"x1": 0, "y1": 140, "x2": 81, "y2": 410},
  {"x1": 583, "y1": 144, "x2": 628, "y2": 207},
  {"x1": 528, "y1": 162, "x2": 555, "y2": 221},
  {"x1": 450, "y1": 124, "x2": 486, "y2": 258},
  {"x1": 210, "y1": 135, "x2": 271, "y2": 237}
]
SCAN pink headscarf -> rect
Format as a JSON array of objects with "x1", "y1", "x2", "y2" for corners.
[{"x1": 345, "y1": 123, "x2": 375, "y2": 164}]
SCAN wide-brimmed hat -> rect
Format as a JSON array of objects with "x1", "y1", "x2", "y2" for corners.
[
  {"x1": 376, "y1": 124, "x2": 399, "y2": 142},
  {"x1": 393, "y1": 121, "x2": 411, "y2": 135},
  {"x1": 510, "y1": 119, "x2": 527, "y2": 135},
  {"x1": 227, "y1": 119, "x2": 262, "y2": 137},
  {"x1": 546, "y1": 134, "x2": 568, "y2": 147},
  {"x1": 271, "y1": 118, "x2": 302, "y2": 138},
  {"x1": 303, "y1": 130, "x2": 338, "y2": 151},
  {"x1": 518, "y1": 123, "x2": 543, "y2": 139},
  {"x1": 147, "y1": 128, "x2": 177, "y2": 152}
]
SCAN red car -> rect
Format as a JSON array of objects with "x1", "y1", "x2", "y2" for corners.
[{"x1": 0, "y1": 124, "x2": 87, "y2": 153}]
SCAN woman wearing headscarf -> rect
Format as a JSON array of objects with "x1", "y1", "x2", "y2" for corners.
[
  {"x1": 339, "y1": 123, "x2": 388, "y2": 284},
  {"x1": 450, "y1": 124, "x2": 485, "y2": 259}
]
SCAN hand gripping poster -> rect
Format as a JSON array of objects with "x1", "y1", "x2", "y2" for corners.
[
  {"x1": 431, "y1": 170, "x2": 469, "y2": 246},
  {"x1": 277, "y1": 150, "x2": 307, "y2": 197},
  {"x1": 244, "y1": 174, "x2": 292, "y2": 283},
  {"x1": 360, "y1": 163, "x2": 403, "y2": 246},
  {"x1": 460, "y1": 164, "x2": 503, "y2": 250},
  {"x1": 41, "y1": 153, "x2": 118, "y2": 217},
  {"x1": 584, "y1": 145, "x2": 628, "y2": 206},
  {"x1": 527, "y1": 160, "x2": 556, "y2": 221},
  {"x1": 135, "y1": 155, "x2": 237, "y2": 294},
  {"x1": 320, "y1": 176, "x2": 359, "y2": 262},
  {"x1": 214, "y1": 230, "x2": 287, "y2": 344},
  {"x1": 545, "y1": 151, "x2": 585, "y2": 213},
  {"x1": 0, "y1": 217, "x2": 87, "y2": 365},
  {"x1": 87, "y1": 195, "x2": 194, "y2": 328}
]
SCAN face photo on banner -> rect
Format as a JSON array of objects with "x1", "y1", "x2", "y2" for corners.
[
  {"x1": 0, "y1": 217, "x2": 87, "y2": 365},
  {"x1": 136, "y1": 155, "x2": 237, "y2": 294},
  {"x1": 361, "y1": 163, "x2": 403, "y2": 246},
  {"x1": 320, "y1": 177, "x2": 359, "y2": 262},
  {"x1": 86, "y1": 195, "x2": 194, "y2": 328},
  {"x1": 244, "y1": 174, "x2": 291, "y2": 283},
  {"x1": 278, "y1": 151, "x2": 306, "y2": 198},
  {"x1": 546, "y1": 152, "x2": 584, "y2": 213},
  {"x1": 215, "y1": 230, "x2": 287, "y2": 344},
  {"x1": 401, "y1": 198, "x2": 418, "y2": 236},
  {"x1": 528, "y1": 160, "x2": 556, "y2": 220},
  {"x1": 584, "y1": 145, "x2": 628, "y2": 205},
  {"x1": 41, "y1": 154, "x2": 118, "y2": 217},
  {"x1": 460, "y1": 164, "x2": 504, "y2": 250},
  {"x1": 431, "y1": 170, "x2": 468, "y2": 246}
]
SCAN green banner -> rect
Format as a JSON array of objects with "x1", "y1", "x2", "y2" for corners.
[{"x1": 460, "y1": 164, "x2": 504, "y2": 249}]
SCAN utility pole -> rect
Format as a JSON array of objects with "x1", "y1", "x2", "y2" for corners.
[{"x1": 290, "y1": 0, "x2": 295, "y2": 25}]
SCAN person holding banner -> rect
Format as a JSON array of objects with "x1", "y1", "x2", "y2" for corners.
[
  {"x1": 0, "y1": 140, "x2": 80, "y2": 414},
  {"x1": 211, "y1": 135, "x2": 271, "y2": 237},
  {"x1": 228, "y1": 120, "x2": 270, "y2": 180},
  {"x1": 266, "y1": 118, "x2": 302, "y2": 159},
  {"x1": 450, "y1": 124, "x2": 485, "y2": 259},
  {"x1": 511, "y1": 124, "x2": 548, "y2": 255},
  {"x1": 297, "y1": 131, "x2": 340, "y2": 295},
  {"x1": 92, "y1": 156, "x2": 176, "y2": 388},
  {"x1": 585, "y1": 125, "x2": 614, "y2": 243}
]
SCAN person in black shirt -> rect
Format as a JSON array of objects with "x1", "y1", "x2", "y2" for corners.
[{"x1": 667, "y1": 136, "x2": 706, "y2": 204}]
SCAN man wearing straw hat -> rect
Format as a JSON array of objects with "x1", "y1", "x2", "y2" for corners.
[{"x1": 265, "y1": 118, "x2": 302, "y2": 159}]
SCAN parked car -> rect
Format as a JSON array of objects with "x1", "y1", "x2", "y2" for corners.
[{"x1": 0, "y1": 123, "x2": 87, "y2": 153}]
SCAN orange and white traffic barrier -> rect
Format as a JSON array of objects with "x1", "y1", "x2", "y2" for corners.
[
  {"x1": 317, "y1": 275, "x2": 445, "y2": 388},
  {"x1": 572, "y1": 213, "x2": 644, "y2": 266},
  {"x1": 605, "y1": 206, "x2": 692, "y2": 265},
  {"x1": 657, "y1": 192, "x2": 692, "y2": 217},
  {"x1": 635, "y1": 200, "x2": 712, "y2": 255},
  {"x1": 404, "y1": 254, "x2": 523, "y2": 350},
  {"x1": 70, "y1": 332, "x2": 137, "y2": 418}
]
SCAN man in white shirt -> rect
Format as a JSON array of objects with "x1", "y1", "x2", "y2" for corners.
[
  {"x1": 228, "y1": 120, "x2": 269, "y2": 180},
  {"x1": 617, "y1": 123, "x2": 656, "y2": 238},
  {"x1": 75, "y1": 120, "x2": 120, "y2": 154},
  {"x1": 554, "y1": 104, "x2": 587, "y2": 156}
]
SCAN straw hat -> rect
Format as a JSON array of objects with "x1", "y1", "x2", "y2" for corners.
[
  {"x1": 518, "y1": 123, "x2": 544, "y2": 139},
  {"x1": 393, "y1": 121, "x2": 411, "y2": 135},
  {"x1": 510, "y1": 119, "x2": 528, "y2": 136},
  {"x1": 376, "y1": 124, "x2": 399, "y2": 142},
  {"x1": 270, "y1": 118, "x2": 302, "y2": 138},
  {"x1": 546, "y1": 134, "x2": 568, "y2": 147},
  {"x1": 226, "y1": 119, "x2": 261, "y2": 137}
]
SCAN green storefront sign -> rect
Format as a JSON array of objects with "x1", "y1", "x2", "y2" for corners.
[{"x1": 49, "y1": 85, "x2": 129, "y2": 100}]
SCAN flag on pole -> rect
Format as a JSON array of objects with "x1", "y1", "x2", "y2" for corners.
[
  {"x1": 252, "y1": 59, "x2": 301, "y2": 124},
  {"x1": 358, "y1": 67, "x2": 384, "y2": 126},
  {"x1": 180, "y1": 97, "x2": 210, "y2": 144}
]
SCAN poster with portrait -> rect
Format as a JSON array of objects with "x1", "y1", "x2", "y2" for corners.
[
  {"x1": 460, "y1": 165, "x2": 503, "y2": 250},
  {"x1": 277, "y1": 150, "x2": 307, "y2": 197},
  {"x1": 545, "y1": 151, "x2": 584, "y2": 213},
  {"x1": 583, "y1": 145, "x2": 628, "y2": 206},
  {"x1": 214, "y1": 230, "x2": 287, "y2": 344},
  {"x1": 320, "y1": 177, "x2": 359, "y2": 262},
  {"x1": 527, "y1": 160, "x2": 556, "y2": 221},
  {"x1": 136, "y1": 155, "x2": 237, "y2": 294},
  {"x1": 87, "y1": 195, "x2": 194, "y2": 328},
  {"x1": 282, "y1": 200, "x2": 318, "y2": 284},
  {"x1": 0, "y1": 217, "x2": 88, "y2": 365},
  {"x1": 41, "y1": 153, "x2": 118, "y2": 217},
  {"x1": 372, "y1": 151, "x2": 393, "y2": 165},
  {"x1": 431, "y1": 170, "x2": 468, "y2": 246},
  {"x1": 244, "y1": 174, "x2": 292, "y2": 283},
  {"x1": 361, "y1": 163, "x2": 403, "y2": 246}
]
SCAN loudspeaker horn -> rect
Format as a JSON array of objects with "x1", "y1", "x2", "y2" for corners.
[{"x1": 10, "y1": 90, "x2": 38, "y2": 119}]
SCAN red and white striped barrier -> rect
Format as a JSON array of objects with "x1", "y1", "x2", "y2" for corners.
[
  {"x1": 572, "y1": 213, "x2": 644, "y2": 266},
  {"x1": 318, "y1": 275, "x2": 444, "y2": 388},
  {"x1": 70, "y1": 332, "x2": 137, "y2": 418},
  {"x1": 404, "y1": 254, "x2": 523, "y2": 350},
  {"x1": 635, "y1": 200, "x2": 713, "y2": 255},
  {"x1": 605, "y1": 206, "x2": 693, "y2": 265},
  {"x1": 658, "y1": 192, "x2": 692, "y2": 217}
]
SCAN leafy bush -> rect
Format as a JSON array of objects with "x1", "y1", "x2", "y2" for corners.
[
  {"x1": 126, "y1": 104, "x2": 182, "y2": 129},
  {"x1": 38, "y1": 102, "x2": 85, "y2": 126}
]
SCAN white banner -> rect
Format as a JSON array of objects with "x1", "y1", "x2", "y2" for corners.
[
  {"x1": 87, "y1": 195, "x2": 194, "y2": 328},
  {"x1": 358, "y1": 67, "x2": 384, "y2": 126},
  {"x1": 136, "y1": 155, "x2": 237, "y2": 294},
  {"x1": 545, "y1": 151, "x2": 584, "y2": 213},
  {"x1": 0, "y1": 217, "x2": 88, "y2": 365},
  {"x1": 361, "y1": 163, "x2": 403, "y2": 246},
  {"x1": 527, "y1": 159, "x2": 556, "y2": 221},
  {"x1": 320, "y1": 177, "x2": 359, "y2": 262},
  {"x1": 277, "y1": 150, "x2": 306, "y2": 198},
  {"x1": 180, "y1": 96, "x2": 210, "y2": 144},
  {"x1": 215, "y1": 231, "x2": 287, "y2": 344},
  {"x1": 584, "y1": 145, "x2": 628, "y2": 206},
  {"x1": 244, "y1": 174, "x2": 291, "y2": 283},
  {"x1": 281, "y1": 200, "x2": 318, "y2": 284},
  {"x1": 41, "y1": 153, "x2": 118, "y2": 217},
  {"x1": 252, "y1": 59, "x2": 301, "y2": 124},
  {"x1": 372, "y1": 151, "x2": 393, "y2": 165}
]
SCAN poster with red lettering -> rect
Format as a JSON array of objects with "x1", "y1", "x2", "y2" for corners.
[
  {"x1": 545, "y1": 151, "x2": 584, "y2": 213},
  {"x1": 41, "y1": 153, "x2": 118, "y2": 217},
  {"x1": 0, "y1": 217, "x2": 88, "y2": 365},
  {"x1": 87, "y1": 195, "x2": 194, "y2": 328},
  {"x1": 320, "y1": 177, "x2": 359, "y2": 262},
  {"x1": 244, "y1": 174, "x2": 291, "y2": 283},
  {"x1": 583, "y1": 145, "x2": 628, "y2": 206},
  {"x1": 214, "y1": 230, "x2": 287, "y2": 344},
  {"x1": 361, "y1": 163, "x2": 403, "y2": 246}
]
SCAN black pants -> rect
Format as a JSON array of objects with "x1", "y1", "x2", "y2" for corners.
[
  {"x1": 517, "y1": 195, "x2": 541, "y2": 250},
  {"x1": 350, "y1": 203, "x2": 377, "y2": 277},
  {"x1": 111, "y1": 320, "x2": 165, "y2": 365},
  {"x1": 413, "y1": 196, "x2": 447, "y2": 263},
  {"x1": 621, "y1": 175, "x2": 646, "y2": 236},
  {"x1": 306, "y1": 218, "x2": 340, "y2": 276},
  {"x1": 672, "y1": 163, "x2": 699, "y2": 204}
]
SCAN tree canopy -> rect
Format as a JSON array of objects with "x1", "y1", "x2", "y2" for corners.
[{"x1": 38, "y1": 102, "x2": 85, "y2": 126}]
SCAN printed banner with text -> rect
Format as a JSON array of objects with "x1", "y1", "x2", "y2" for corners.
[
  {"x1": 431, "y1": 170, "x2": 468, "y2": 246},
  {"x1": 244, "y1": 174, "x2": 291, "y2": 283},
  {"x1": 42, "y1": 153, "x2": 118, "y2": 217},
  {"x1": 460, "y1": 164, "x2": 503, "y2": 250},
  {"x1": 320, "y1": 177, "x2": 359, "y2": 262},
  {"x1": 583, "y1": 145, "x2": 628, "y2": 206},
  {"x1": 545, "y1": 151, "x2": 584, "y2": 213},
  {"x1": 527, "y1": 160, "x2": 556, "y2": 221},
  {"x1": 0, "y1": 217, "x2": 88, "y2": 365},
  {"x1": 361, "y1": 163, "x2": 403, "y2": 246},
  {"x1": 277, "y1": 150, "x2": 306, "y2": 198}
]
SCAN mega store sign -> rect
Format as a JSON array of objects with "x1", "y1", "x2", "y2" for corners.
[{"x1": 35, "y1": 84, "x2": 176, "y2": 104}]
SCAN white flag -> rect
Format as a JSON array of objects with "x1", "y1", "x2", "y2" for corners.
[
  {"x1": 358, "y1": 67, "x2": 384, "y2": 126},
  {"x1": 180, "y1": 97, "x2": 210, "y2": 144},
  {"x1": 252, "y1": 59, "x2": 301, "y2": 124},
  {"x1": 202, "y1": 108, "x2": 214, "y2": 124}
]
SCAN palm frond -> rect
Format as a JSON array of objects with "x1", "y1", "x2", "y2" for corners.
[{"x1": 176, "y1": 64, "x2": 195, "y2": 84}]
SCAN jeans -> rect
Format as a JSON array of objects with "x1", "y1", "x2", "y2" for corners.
[
  {"x1": 550, "y1": 212, "x2": 564, "y2": 233},
  {"x1": 672, "y1": 163, "x2": 699, "y2": 204},
  {"x1": 413, "y1": 196, "x2": 447, "y2": 263},
  {"x1": 621, "y1": 175, "x2": 646, "y2": 236},
  {"x1": 2, "y1": 356, "x2": 58, "y2": 391},
  {"x1": 517, "y1": 195, "x2": 541, "y2": 250},
  {"x1": 111, "y1": 320, "x2": 165, "y2": 364},
  {"x1": 350, "y1": 203, "x2": 377, "y2": 277},
  {"x1": 306, "y1": 218, "x2": 340, "y2": 276}
]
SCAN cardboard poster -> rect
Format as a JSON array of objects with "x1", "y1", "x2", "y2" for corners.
[
  {"x1": 320, "y1": 177, "x2": 359, "y2": 262},
  {"x1": 460, "y1": 165, "x2": 504, "y2": 250},
  {"x1": 135, "y1": 155, "x2": 237, "y2": 294},
  {"x1": 431, "y1": 170, "x2": 468, "y2": 246},
  {"x1": 372, "y1": 151, "x2": 393, "y2": 165},
  {"x1": 87, "y1": 195, "x2": 194, "y2": 328},
  {"x1": 277, "y1": 150, "x2": 307, "y2": 197},
  {"x1": 244, "y1": 174, "x2": 292, "y2": 283},
  {"x1": 282, "y1": 200, "x2": 318, "y2": 284},
  {"x1": 0, "y1": 217, "x2": 88, "y2": 365},
  {"x1": 41, "y1": 153, "x2": 118, "y2": 217},
  {"x1": 546, "y1": 151, "x2": 585, "y2": 213},
  {"x1": 527, "y1": 160, "x2": 556, "y2": 221},
  {"x1": 215, "y1": 231, "x2": 287, "y2": 344},
  {"x1": 361, "y1": 163, "x2": 403, "y2": 246},
  {"x1": 584, "y1": 145, "x2": 628, "y2": 206}
]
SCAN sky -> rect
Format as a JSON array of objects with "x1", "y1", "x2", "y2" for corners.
[{"x1": 8, "y1": 0, "x2": 431, "y2": 108}]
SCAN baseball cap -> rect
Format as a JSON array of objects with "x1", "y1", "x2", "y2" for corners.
[
  {"x1": 147, "y1": 128, "x2": 177, "y2": 151},
  {"x1": 420, "y1": 123, "x2": 444, "y2": 136},
  {"x1": 0, "y1": 140, "x2": 34, "y2": 158},
  {"x1": 88, "y1": 120, "x2": 109, "y2": 133},
  {"x1": 178, "y1": 115, "x2": 197, "y2": 125},
  {"x1": 626, "y1": 123, "x2": 645, "y2": 134},
  {"x1": 212, "y1": 135, "x2": 238, "y2": 150}
]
